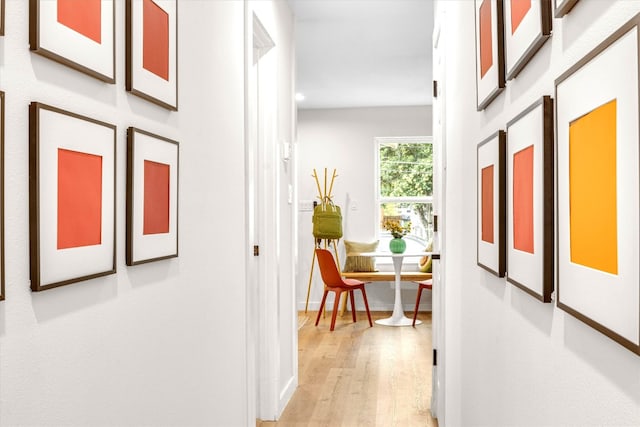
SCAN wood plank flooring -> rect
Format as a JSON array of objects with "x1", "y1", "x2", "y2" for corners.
[{"x1": 259, "y1": 311, "x2": 438, "y2": 427}]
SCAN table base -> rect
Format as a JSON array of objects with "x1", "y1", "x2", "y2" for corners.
[{"x1": 375, "y1": 316, "x2": 422, "y2": 327}]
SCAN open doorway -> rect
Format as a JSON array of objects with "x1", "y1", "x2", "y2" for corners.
[
  {"x1": 289, "y1": 108, "x2": 441, "y2": 425},
  {"x1": 265, "y1": 1, "x2": 441, "y2": 423}
]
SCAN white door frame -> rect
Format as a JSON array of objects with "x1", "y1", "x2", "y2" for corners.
[
  {"x1": 245, "y1": 5, "x2": 284, "y2": 423},
  {"x1": 431, "y1": 9, "x2": 447, "y2": 422}
]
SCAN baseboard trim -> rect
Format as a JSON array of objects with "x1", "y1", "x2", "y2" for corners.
[{"x1": 278, "y1": 375, "x2": 297, "y2": 418}]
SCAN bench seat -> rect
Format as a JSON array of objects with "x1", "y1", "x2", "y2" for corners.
[{"x1": 341, "y1": 271, "x2": 432, "y2": 282}]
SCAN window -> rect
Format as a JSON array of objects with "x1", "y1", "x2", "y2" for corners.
[{"x1": 375, "y1": 137, "x2": 434, "y2": 253}]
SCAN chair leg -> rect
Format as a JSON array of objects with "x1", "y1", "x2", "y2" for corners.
[
  {"x1": 413, "y1": 285, "x2": 425, "y2": 327},
  {"x1": 330, "y1": 290, "x2": 341, "y2": 331},
  {"x1": 360, "y1": 287, "x2": 373, "y2": 327},
  {"x1": 315, "y1": 290, "x2": 329, "y2": 326},
  {"x1": 349, "y1": 290, "x2": 356, "y2": 323}
]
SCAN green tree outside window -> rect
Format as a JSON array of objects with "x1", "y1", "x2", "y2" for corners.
[{"x1": 379, "y1": 141, "x2": 433, "y2": 242}]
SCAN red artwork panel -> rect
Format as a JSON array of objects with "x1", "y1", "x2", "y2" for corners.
[
  {"x1": 513, "y1": 145, "x2": 534, "y2": 253},
  {"x1": 57, "y1": 0, "x2": 102, "y2": 44},
  {"x1": 482, "y1": 165, "x2": 495, "y2": 243},
  {"x1": 143, "y1": 0, "x2": 169, "y2": 81},
  {"x1": 143, "y1": 160, "x2": 170, "y2": 235},
  {"x1": 479, "y1": 0, "x2": 494, "y2": 78},
  {"x1": 510, "y1": 0, "x2": 532, "y2": 34},
  {"x1": 58, "y1": 149, "x2": 103, "y2": 249}
]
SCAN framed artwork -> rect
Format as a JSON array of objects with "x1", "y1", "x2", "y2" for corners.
[
  {"x1": 474, "y1": 0, "x2": 505, "y2": 111},
  {"x1": 126, "y1": 0, "x2": 178, "y2": 110},
  {"x1": 126, "y1": 127, "x2": 179, "y2": 265},
  {"x1": 1, "y1": 0, "x2": 5, "y2": 36},
  {"x1": 29, "y1": 0, "x2": 115, "y2": 82},
  {"x1": 0, "y1": 92, "x2": 4, "y2": 301},
  {"x1": 554, "y1": 0, "x2": 579, "y2": 18},
  {"x1": 503, "y1": 0, "x2": 551, "y2": 80},
  {"x1": 29, "y1": 103, "x2": 116, "y2": 291},
  {"x1": 477, "y1": 131, "x2": 506, "y2": 277},
  {"x1": 505, "y1": 96, "x2": 553, "y2": 302},
  {"x1": 555, "y1": 14, "x2": 640, "y2": 355}
]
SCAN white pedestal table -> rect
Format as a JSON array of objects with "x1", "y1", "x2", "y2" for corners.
[{"x1": 360, "y1": 251, "x2": 431, "y2": 326}]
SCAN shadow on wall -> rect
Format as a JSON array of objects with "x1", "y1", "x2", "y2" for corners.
[
  {"x1": 561, "y1": 1, "x2": 615, "y2": 51},
  {"x1": 564, "y1": 314, "x2": 640, "y2": 406},
  {"x1": 510, "y1": 287, "x2": 553, "y2": 336},
  {"x1": 32, "y1": 276, "x2": 117, "y2": 323}
]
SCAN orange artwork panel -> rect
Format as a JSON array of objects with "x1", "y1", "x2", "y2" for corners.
[
  {"x1": 57, "y1": 149, "x2": 103, "y2": 249},
  {"x1": 143, "y1": 0, "x2": 169, "y2": 81},
  {"x1": 510, "y1": 0, "x2": 531, "y2": 34},
  {"x1": 57, "y1": 0, "x2": 102, "y2": 44},
  {"x1": 482, "y1": 165, "x2": 494, "y2": 243},
  {"x1": 513, "y1": 145, "x2": 534, "y2": 253},
  {"x1": 143, "y1": 160, "x2": 170, "y2": 235},
  {"x1": 479, "y1": 0, "x2": 494, "y2": 78},
  {"x1": 569, "y1": 99, "x2": 618, "y2": 275}
]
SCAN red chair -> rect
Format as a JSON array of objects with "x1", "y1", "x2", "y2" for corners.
[
  {"x1": 412, "y1": 280, "x2": 433, "y2": 327},
  {"x1": 315, "y1": 248, "x2": 373, "y2": 331}
]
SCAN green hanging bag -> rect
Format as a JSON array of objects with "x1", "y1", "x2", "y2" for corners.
[{"x1": 312, "y1": 201, "x2": 343, "y2": 240}]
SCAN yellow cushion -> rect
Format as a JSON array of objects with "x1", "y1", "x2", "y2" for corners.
[
  {"x1": 342, "y1": 240, "x2": 379, "y2": 272},
  {"x1": 419, "y1": 241, "x2": 433, "y2": 273}
]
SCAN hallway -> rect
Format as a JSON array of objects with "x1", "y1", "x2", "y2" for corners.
[{"x1": 260, "y1": 311, "x2": 438, "y2": 426}]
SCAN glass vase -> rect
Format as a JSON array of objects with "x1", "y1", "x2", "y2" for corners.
[{"x1": 389, "y1": 238, "x2": 406, "y2": 254}]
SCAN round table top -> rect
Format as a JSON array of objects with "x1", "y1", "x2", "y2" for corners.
[{"x1": 357, "y1": 251, "x2": 431, "y2": 258}]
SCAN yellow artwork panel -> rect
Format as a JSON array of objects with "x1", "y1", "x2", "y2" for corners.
[{"x1": 569, "y1": 99, "x2": 618, "y2": 275}]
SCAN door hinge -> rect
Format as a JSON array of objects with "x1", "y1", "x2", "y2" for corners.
[
  {"x1": 433, "y1": 80, "x2": 438, "y2": 98},
  {"x1": 253, "y1": 245, "x2": 260, "y2": 256},
  {"x1": 434, "y1": 215, "x2": 438, "y2": 232},
  {"x1": 433, "y1": 349, "x2": 437, "y2": 366}
]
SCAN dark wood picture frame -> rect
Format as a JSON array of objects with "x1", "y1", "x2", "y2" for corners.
[
  {"x1": 126, "y1": 0, "x2": 179, "y2": 110},
  {"x1": 505, "y1": 96, "x2": 554, "y2": 302},
  {"x1": 555, "y1": 14, "x2": 640, "y2": 356},
  {"x1": 554, "y1": 0, "x2": 580, "y2": 18},
  {"x1": 126, "y1": 127, "x2": 179, "y2": 266},
  {"x1": 477, "y1": 130, "x2": 506, "y2": 277},
  {"x1": 29, "y1": 102, "x2": 116, "y2": 292},
  {"x1": 0, "y1": 92, "x2": 5, "y2": 301},
  {"x1": 1, "y1": 0, "x2": 5, "y2": 36},
  {"x1": 504, "y1": 0, "x2": 552, "y2": 80},
  {"x1": 29, "y1": 0, "x2": 115, "y2": 83},
  {"x1": 474, "y1": 0, "x2": 506, "y2": 111}
]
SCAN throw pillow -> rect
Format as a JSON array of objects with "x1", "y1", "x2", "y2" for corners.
[
  {"x1": 342, "y1": 240, "x2": 379, "y2": 272},
  {"x1": 418, "y1": 241, "x2": 433, "y2": 273}
]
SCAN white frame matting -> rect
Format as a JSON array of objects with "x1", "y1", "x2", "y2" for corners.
[
  {"x1": 29, "y1": 102, "x2": 116, "y2": 291},
  {"x1": 555, "y1": 16, "x2": 640, "y2": 354},
  {"x1": 126, "y1": 127, "x2": 179, "y2": 265}
]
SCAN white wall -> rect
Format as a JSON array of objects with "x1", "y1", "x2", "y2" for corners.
[
  {"x1": 296, "y1": 106, "x2": 432, "y2": 312},
  {"x1": 435, "y1": 1, "x2": 640, "y2": 425},
  {"x1": 0, "y1": 1, "x2": 293, "y2": 426}
]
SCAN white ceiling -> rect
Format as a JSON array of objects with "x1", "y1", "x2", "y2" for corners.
[{"x1": 288, "y1": 0, "x2": 434, "y2": 110}]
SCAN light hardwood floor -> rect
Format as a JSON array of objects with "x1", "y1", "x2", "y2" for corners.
[{"x1": 258, "y1": 310, "x2": 438, "y2": 427}]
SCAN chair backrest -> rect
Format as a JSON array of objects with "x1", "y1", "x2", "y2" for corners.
[{"x1": 315, "y1": 249, "x2": 344, "y2": 287}]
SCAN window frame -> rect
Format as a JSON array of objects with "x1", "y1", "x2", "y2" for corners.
[{"x1": 374, "y1": 136, "x2": 434, "y2": 258}]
